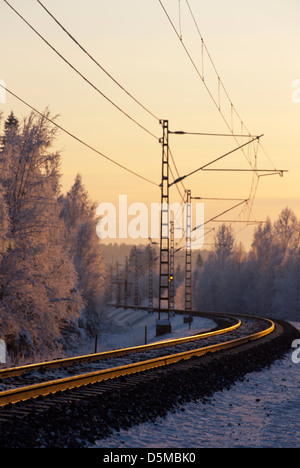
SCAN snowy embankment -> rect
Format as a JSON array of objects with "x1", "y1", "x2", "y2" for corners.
[
  {"x1": 90, "y1": 317, "x2": 300, "y2": 449},
  {"x1": 0, "y1": 310, "x2": 218, "y2": 392},
  {"x1": 93, "y1": 347, "x2": 300, "y2": 448},
  {"x1": 79, "y1": 307, "x2": 217, "y2": 355}
]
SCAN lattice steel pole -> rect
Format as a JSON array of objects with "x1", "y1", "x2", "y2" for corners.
[
  {"x1": 133, "y1": 246, "x2": 139, "y2": 311},
  {"x1": 148, "y1": 242, "x2": 153, "y2": 312},
  {"x1": 124, "y1": 256, "x2": 129, "y2": 308},
  {"x1": 169, "y1": 220, "x2": 175, "y2": 314},
  {"x1": 157, "y1": 120, "x2": 172, "y2": 335},
  {"x1": 184, "y1": 189, "x2": 193, "y2": 323}
]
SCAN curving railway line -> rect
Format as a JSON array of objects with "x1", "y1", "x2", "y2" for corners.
[
  {"x1": 0, "y1": 311, "x2": 275, "y2": 407},
  {"x1": 0, "y1": 309, "x2": 299, "y2": 448}
]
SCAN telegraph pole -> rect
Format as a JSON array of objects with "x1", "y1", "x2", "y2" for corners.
[
  {"x1": 157, "y1": 119, "x2": 172, "y2": 336},
  {"x1": 133, "y1": 246, "x2": 139, "y2": 311},
  {"x1": 124, "y1": 256, "x2": 129, "y2": 308},
  {"x1": 116, "y1": 262, "x2": 121, "y2": 307},
  {"x1": 109, "y1": 264, "x2": 114, "y2": 304}
]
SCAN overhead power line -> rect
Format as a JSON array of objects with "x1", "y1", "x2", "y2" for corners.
[
  {"x1": 3, "y1": 0, "x2": 159, "y2": 140},
  {"x1": 158, "y1": 0, "x2": 290, "y2": 230},
  {"x1": 35, "y1": 0, "x2": 160, "y2": 122},
  {"x1": 158, "y1": 0, "x2": 255, "y2": 167},
  {"x1": 184, "y1": 0, "x2": 279, "y2": 178},
  {"x1": 0, "y1": 83, "x2": 159, "y2": 187}
]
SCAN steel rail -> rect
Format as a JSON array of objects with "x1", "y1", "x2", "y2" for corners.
[
  {"x1": 0, "y1": 316, "x2": 275, "y2": 407},
  {"x1": 0, "y1": 313, "x2": 240, "y2": 379}
]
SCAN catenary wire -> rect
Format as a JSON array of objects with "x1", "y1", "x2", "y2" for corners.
[
  {"x1": 3, "y1": 0, "x2": 159, "y2": 140},
  {"x1": 35, "y1": 0, "x2": 160, "y2": 122},
  {"x1": 158, "y1": 0, "x2": 285, "y2": 228},
  {"x1": 157, "y1": 0, "x2": 255, "y2": 168},
  {"x1": 0, "y1": 83, "x2": 159, "y2": 187},
  {"x1": 185, "y1": 0, "x2": 279, "y2": 177}
]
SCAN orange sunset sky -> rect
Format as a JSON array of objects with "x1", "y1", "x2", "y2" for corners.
[{"x1": 0, "y1": 0, "x2": 299, "y2": 249}]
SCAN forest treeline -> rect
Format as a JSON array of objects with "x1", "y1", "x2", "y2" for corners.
[
  {"x1": 191, "y1": 211, "x2": 300, "y2": 322},
  {"x1": 0, "y1": 111, "x2": 105, "y2": 358},
  {"x1": 0, "y1": 110, "x2": 299, "y2": 361}
]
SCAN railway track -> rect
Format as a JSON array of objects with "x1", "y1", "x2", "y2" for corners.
[
  {"x1": 0, "y1": 312, "x2": 273, "y2": 407},
  {"x1": 0, "y1": 310, "x2": 298, "y2": 448},
  {"x1": 0, "y1": 311, "x2": 239, "y2": 380}
]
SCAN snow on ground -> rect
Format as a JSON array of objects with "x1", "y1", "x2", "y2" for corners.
[
  {"x1": 83, "y1": 308, "x2": 217, "y2": 354},
  {"x1": 90, "y1": 319, "x2": 300, "y2": 448}
]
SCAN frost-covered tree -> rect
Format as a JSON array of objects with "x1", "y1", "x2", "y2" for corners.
[
  {"x1": 0, "y1": 111, "x2": 84, "y2": 358},
  {"x1": 195, "y1": 253, "x2": 203, "y2": 269},
  {"x1": 248, "y1": 209, "x2": 300, "y2": 317},
  {"x1": 193, "y1": 209, "x2": 300, "y2": 321},
  {"x1": 272, "y1": 208, "x2": 300, "y2": 320},
  {"x1": 0, "y1": 181, "x2": 9, "y2": 255},
  {"x1": 274, "y1": 207, "x2": 300, "y2": 256},
  {"x1": 59, "y1": 174, "x2": 106, "y2": 334},
  {"x1": 4, "y1": 111, "x2": 19, "y2": 132},
  {"x1": 251, "y1": 219, "x2": 274, "y2": 269},
  {"x1": 193, "y1": 225, "x2": 241, "y2": 313},
  {"x1": 1, "y1": 111, "x2": 19, "y2": 148},
  {"x1": 213, "y1": 224, "x2": 235, "y2": 269},
  {"x1": 273, "y1": 248, "x2": 300, "y2": 320}
]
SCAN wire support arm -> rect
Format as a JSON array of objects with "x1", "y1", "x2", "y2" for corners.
[
  {"x1": 192, "y1": 199, "x2": 249, "y2": 233},
  {"x1": 202, "y1": 169, "x2": 288, "y2": 174},
  {"x1": 169, "y1": 135, "x2": 264, "y2": 187},
  {"x1": 169, "y1": 130, "x2": 260, "y2": 138}
]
